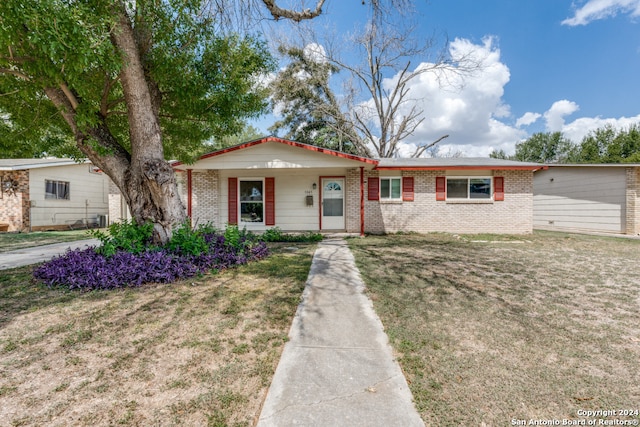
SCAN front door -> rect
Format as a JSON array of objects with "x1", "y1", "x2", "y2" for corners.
[{"x1": 321, "y1": 178, "x2": 345, "y2": 230}]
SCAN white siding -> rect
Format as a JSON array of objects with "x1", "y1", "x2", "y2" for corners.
[
  {"x1": 211, "y1": 168, "x2": 350, "y2": 231},
  {"x1": 190, "y1": 141, "x2": 371, "y2": 170},
  {"x1": 533, "y1": 167, "x2": 626, "y2": 233},
  {"x1": 29, "y1": 164, "x2": 109, "y2": 229}
]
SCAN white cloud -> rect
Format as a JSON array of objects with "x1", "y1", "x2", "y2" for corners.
[
  {"x1": 543, "y1": 100, "x2": 580, "y2": 131},
  {"x1": 383, "y1": 37, "x2": 528, "y2": 157},
  {"x1": 303, "y1": 43, "x2": 328, "y2": 64},
  {"x1": 516, "y1": 112, "x2": 542, "y2": 128},
  {"x1": 561, "y1": 114, "x2": 640, "y2": 142},
  {"x1": 562, "y1": 0, "x2": 640, "y2": 26}
]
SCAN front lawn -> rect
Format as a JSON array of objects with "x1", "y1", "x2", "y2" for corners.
[
  {"x1": 0, "y1": 243, "x2": 314, "y2": 426},
  {"x1": 348, "y1": 231, "x2": 640, "y2": 426}
]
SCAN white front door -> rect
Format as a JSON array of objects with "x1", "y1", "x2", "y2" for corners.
[{"x1": 321, "y1": 178, "x2": 345, "y2": 230}]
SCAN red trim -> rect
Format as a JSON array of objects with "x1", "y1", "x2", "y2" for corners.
[
  {"x1": 368, "y1": 177, "x2": 380, "y2": 201},
  {"x1": 187, "y1": 169, "x2": 193, "y2": 221},
  {"x1": 172, "y1": 136, "x2": 378, "y2": 167},
  {"x1": 265, "y1": 177, "x2": 275, "y2": 225},
  {"x1": 402, "y1": 176, "x2": 414, "y2": 202},
  {"x1": 436, "y1": 176, "x2": 446, "y2": 201},
  {"x1": 228, "y1": 177, "x2": 238, "y2": 225},
  {"x1": 377, "y1": 165, "x2": 542, "y2": 171},
  {"x1": 360, "y1": 167, "x2": 365, "y2": 236},
  {"x1": 494, "y1": 176, "x2": 505, "y2": 201}
]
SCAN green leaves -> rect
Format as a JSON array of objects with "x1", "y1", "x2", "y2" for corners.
[{"x1": 0, "y1": 0, "x2": 274, "y2": 162}]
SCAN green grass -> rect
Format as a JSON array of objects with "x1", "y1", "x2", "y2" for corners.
[
  {"x1": 0, "y1": 242, "x2": 316, "y2": 426},
  {"x1": 0, "y1": 229, "x2": 93, "y2": 253},
  {"x1": 349, "y1": 231, "x2": 640, "y2": 426}
]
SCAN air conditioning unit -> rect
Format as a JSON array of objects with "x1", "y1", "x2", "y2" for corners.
[{"x1": 97, "y1": 214, "x2": 108, "y2": 228}]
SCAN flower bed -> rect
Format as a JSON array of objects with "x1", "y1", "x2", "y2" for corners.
[{"x1": 33, "y1": 223, "x2": 269, "y2": 290}]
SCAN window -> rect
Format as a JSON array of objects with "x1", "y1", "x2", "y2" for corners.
[
  {"x1": 239, "y1": 180, "x2": 263, "y2": 223},
  {"x1": 446, "y1": 177, "x2": 492, "y2": 200},
  {"x1": 380, "y1": 177, "x2": 402, "y2": 200},
  {"x1": 45, "y1": 180, "x2": 70, "y2": 200}
]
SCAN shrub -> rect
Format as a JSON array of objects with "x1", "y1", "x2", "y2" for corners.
[
  {"x1": 165, "y1": 221, "x2": 214, "y2": 256},
  {"x1": 89, "y1": 220, "x2": 155, "y2": 257},
  {"x1": 261, "y1": 227, "x2": 323, "y2": 243},
  {"x1": 35, "y1": 223, "x2": 269, "y2": 290}
]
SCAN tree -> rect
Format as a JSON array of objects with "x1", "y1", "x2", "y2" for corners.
[
  {"x1": 269, "y1": 45, "x2": 362, "y2": 154},
  {"x1": 515, "y1": 132, "x2": 574, "y2": 163},
  {"x1": 568, "y1": 123, "x2": 640, "y2": 163},
  {"x1": 491, "y1": 132, "x2": 574, "y2": 163},
  {"x1": 0, "y1": 0, "x2": 329, "y2": 243},
  {"x1": 269, "y1": 6, "x2": 475, "y2": 158}
]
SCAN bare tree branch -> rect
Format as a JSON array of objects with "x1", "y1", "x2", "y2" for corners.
[{"x1": 261, "y1": 0, "x2": 326, "y2": 22}]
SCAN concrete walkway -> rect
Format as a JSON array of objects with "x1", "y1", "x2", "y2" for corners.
[
  {"x1": 257, "y1": 238, "x2": 424, "y2": 427},
  {"x1": 0, "y1": 239, "x2": 99, "y2": 270}
]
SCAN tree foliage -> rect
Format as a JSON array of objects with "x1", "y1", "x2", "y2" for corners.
[
  {"x1": 568, "y1": 124, "x2": 640, "y2": 163},
  {"x1": 269, "y1": 5, "x2": 475, "y2": 158},
  {"x1": 0, "y1": 0, "x2": 319, "y2": 243},
  {"x1": 269, "y1": 45, "x2": 361, "y2": 154},
  {"x1": 491, "y1": 124, "x2": 640, "y2": 164}
]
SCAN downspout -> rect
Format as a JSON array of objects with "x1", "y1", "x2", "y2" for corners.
[
  {"x1": 187, "y1": 169, "x2": 193, "y2": 225},
  {"x1": 360, "y1": 166, "x2": 365, "y2": 236}
]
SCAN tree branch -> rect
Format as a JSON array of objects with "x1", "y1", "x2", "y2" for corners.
[
  {"x1": 412, "y1": 134, "x2": 449, "y2": 158},
  {"x1": 0, "y1": 68, "x2": 30, "y2": 80},
  {"x1": 261, "y1": 0, "x2": 326, "y2": 22}
]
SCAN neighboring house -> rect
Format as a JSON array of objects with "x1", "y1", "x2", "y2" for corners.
[
  {"x1": 164, "y1": 136, "x2": 543, "y2": 235},
  {"x1": 534, "y1": 164, "x2": 640, "y2": 235},
  {"x1": 0, "y1": 158, "x2": 110, "y2": 232}
]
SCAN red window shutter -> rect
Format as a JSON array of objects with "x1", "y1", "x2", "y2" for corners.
[
  {"x1": 368, "y1": 177, "x2": 380, "y2": 201},
  {"x1": 494, "y1": 176, "x2": 505, "y2": 201},
  {"x1": 435, "y1": 176, "x2": 446, "y2": 201},
  {"x1": 402, "y1": 176, "x2": 414, "y2": 201},
  {"x1": 228, "y1": 177, "x2": 238, "y2": 225},
  {"x1": 265, "y1": 177, "x2": 275, "y2": 226}
]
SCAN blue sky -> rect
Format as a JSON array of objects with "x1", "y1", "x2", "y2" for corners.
[{"x1": 255, "y1": 0, "x2": 640, "y2": 157}]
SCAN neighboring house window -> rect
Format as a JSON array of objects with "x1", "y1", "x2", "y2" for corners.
[
  {"x1": 446, "y1": 177, "x2": 492, "y2": 200},
  {"x1": 45, "y1": 180, "x2": 70, "y2": 200},
  {"x1": 380, "y1": 177, "x2": 402, "y2": 200},
  {"x1": 239, "y1": 179, "x2": 264, "y2": 223}
]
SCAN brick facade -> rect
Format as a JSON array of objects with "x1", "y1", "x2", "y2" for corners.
[
  {"x1": 0, "y1": 170, "x2": 30, "y2": 232},
  {"x1": 356, "y1": 169, "x2": 533, "y2": 234},
  {"x1": 190, "y1": 170, "x2": 218, "y2": 226},
  {"x1": 625, "y1": 167, "x2": 640, "y2": 235},
  {"x1": 184, "y1": 168, "x2": 534, "y2": 235}
]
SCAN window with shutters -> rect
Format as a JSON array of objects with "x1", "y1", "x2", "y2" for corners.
[
  {"x1": 239, "y1": 179, "x2": 264, "y2": 223},
  {"x1": 380, "y1": 177, "x2": 402, "y2": 200},
  {"x1": 446, "y1": 177, "x2": 492, "y2": 200}
]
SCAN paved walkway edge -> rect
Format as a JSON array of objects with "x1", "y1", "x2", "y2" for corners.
[
  {"x1": 257, "y1": 238, "x2": 424, "y2": 427},
  {"x1": 0, "y1": 239, "x2": 100, "y2": 270}
]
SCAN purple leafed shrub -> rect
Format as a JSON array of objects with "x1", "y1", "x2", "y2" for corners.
[{"x1": 33, "y1": 232, "x2": 269, "y2": 290}]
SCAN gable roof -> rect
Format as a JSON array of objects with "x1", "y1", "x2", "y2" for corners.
[
  {"x1": 0, "y1": 158, "x2": 89, "y2": 171},
  {"x1": 172, "y1": 136, "x2": 378, "y2": 167},
  {"x1": 173, "y1": 136, "x2": 545, "y2": 171}
]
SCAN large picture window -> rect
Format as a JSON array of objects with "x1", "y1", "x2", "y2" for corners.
[
  {"x1": 446, "y1": 177, "x2": 492, "y2": 200},
  {"x1": 239, "y1": 180, "x2": 263, "y2": 223},
  {"x1": 45, "y1": 180, "x2": 70, "y2": 200},
  {"x1": 380, "y1": 177, "x2": 402, "y2": 200}
]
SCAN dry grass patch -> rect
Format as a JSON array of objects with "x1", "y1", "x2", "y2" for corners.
[
  {"x1": 348, "y1": 231, "x2": 640, "y2": 426},
  {"x1": 0, "y1": 243, "x2": 315, "y2": 427}
]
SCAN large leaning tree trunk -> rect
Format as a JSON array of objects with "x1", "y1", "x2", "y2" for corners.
[
  {"x1": 43, "y1": 4, "x2": 188, "y2": 244},
  {"x1": 1, "y1": 0, "x2": 408, "y2": 243}
]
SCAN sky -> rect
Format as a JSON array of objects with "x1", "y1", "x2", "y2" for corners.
[{"x1": 252, "y1": 0, "x2": 640, "y2": 157}]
